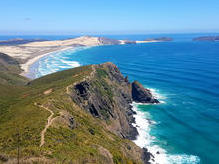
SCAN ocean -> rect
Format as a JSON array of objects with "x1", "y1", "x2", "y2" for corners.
[{"x1": 2, "y1": 34, "x2": 219, "y2": 163}]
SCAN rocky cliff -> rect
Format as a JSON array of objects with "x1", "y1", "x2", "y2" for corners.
[{"x1": 69, "y1": 63, "x2": 159, "y2": 140}]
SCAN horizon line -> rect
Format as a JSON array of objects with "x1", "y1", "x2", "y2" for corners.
[{"x1": 0, "y1": 31, "x2": 219, "y2": 36}]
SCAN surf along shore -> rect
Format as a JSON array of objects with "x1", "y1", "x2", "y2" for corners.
[{"x1": 0, "y1": 36, "x2": 159, "y2": 78}]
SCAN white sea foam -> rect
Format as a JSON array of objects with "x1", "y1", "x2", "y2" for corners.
[
  {"x1": 146, "y1": 87, "x2": 167, "y2": 104},
  {"x1": 60, "y1": 59, "x2": 81, "y2": 67},
  {"x1": 131, "y1": 88, "x2": 200, "y2": 164},
  {"x1": 58, "y1": 65, "x2": 72, "y2": 69},
  {"x1": 37, "y1": 54, "x2": 81, "y2": 77},
  {"x1": 35, "y1": 45, "x2": 94, "y2": 78},
  {"x1": 37, "y1": 59, "x2": 80, "y2": 77}
]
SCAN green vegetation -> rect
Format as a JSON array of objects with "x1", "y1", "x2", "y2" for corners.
[
  {"x1": 96, "y1": 68, "x2": 108, "y2": 78},
  {"x1": 0, "y1": 53, "x2": 21, "y2": 73},
  {"x1": 94, "y1": 68, "x2": 114, "y2": 101},
  {"x1": 0, "y1": 57, "x2": 142, "y2": 163},
  {"x1": 0, "y1": 52, "x2": 29, "y2": 85}
]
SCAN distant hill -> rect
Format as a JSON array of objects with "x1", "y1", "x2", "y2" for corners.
[{"x1": 193, "y1": 36, "x2": 219, "y2": 41}]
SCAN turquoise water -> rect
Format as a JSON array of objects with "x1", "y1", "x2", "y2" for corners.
[{"x1": 28, "y1": 35, "x2": 219, "y2": 163}]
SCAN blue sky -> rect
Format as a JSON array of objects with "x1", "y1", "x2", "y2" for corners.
[{"x1": 1, "y1": 0, "x2": 219, "y2": 35}]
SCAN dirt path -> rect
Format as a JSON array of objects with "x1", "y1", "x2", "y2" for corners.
[{"x1": 35, "y1": 103, "x2": 55, "y2": 147}]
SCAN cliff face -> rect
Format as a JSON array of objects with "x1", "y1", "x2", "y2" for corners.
[
  {"x1": 69, "y1": 63, "x2": 159, "y2": 140},
  {"x1": 68, "y1": 63, "x2": 158, "y2": 163}
]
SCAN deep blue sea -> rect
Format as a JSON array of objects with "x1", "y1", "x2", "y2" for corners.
[{"x1": 2, "y1": 34, "x2": 219, "y2": 163}]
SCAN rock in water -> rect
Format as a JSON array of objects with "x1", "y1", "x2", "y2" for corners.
[{"x1": 132, "y1": 80, "x2": 159, "y2": 103}]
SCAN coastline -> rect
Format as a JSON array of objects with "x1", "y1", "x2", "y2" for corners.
[
  {"x1": 135, "y1": 40, "x2": 158, "y2": 44},
  {"x1": 20, "y1": 45, "x2": 100, "y2": 79},
  {"x1": 0, "y1": 36, "x2": 162, "y2": 78},
  {"x1": 20, "y1": 41, "x2": 160, "y2": 78},
  {"x1": 131, "y1": 101, "x2": 200, "y2": 164},
  {"x1": 131, "y1": 87, "x2": 200, "y2": 163},
  {"x1": 20, "y1": 46, "x2": 77, "y2": 77}
]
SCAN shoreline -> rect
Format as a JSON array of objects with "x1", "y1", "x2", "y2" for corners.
[
  {"x1": 131, "y1": 88, "x2": 200, "y2": 163},
  {"x1": 20, "y1": 42, "x2": 157, "y2": 78},
  {"x1": 0, "y1": 36, "x2": 162, "y2": 78},
  {"x1": 20, "y1": 46, "x2": 77, "y2": 77},
  {"x1": 131, "y1": 101, "x2": 200, "y2": 163},
  {"x1": 21, "y1": 45, "x2": 98, "y2": 79}
]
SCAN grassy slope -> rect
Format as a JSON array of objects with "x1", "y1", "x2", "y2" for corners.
[
  {"x1": 0, "y1": 65, "x2": 142, "y2": 163},
  {"x1": 0, "y1": 52, "x2": 28, "y2": 85}
]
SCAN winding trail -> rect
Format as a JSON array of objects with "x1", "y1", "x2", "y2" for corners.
[
  {"x1": 34, "y1": 103, "x2": 55, "y2": 147},
  {"x1": 37, "y1": 66, "x2": 96, "y2": 147}
]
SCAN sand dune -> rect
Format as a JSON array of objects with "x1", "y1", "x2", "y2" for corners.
[{"x1": 0, "y1": 36, "x2": 157, "y2": 76}]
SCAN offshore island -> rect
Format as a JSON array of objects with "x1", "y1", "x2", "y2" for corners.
[{"x1": 0, "y1": 36, "x2": 162, "y2": 163}]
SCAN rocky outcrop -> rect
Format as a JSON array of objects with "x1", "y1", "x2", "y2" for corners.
[
  {"x1": 70, "y1": 62, "x2": 159, "y2": 138},
  {"x1": 132, "y1": 81, "x2": 159, "y2": 103},
  {"x1": 98, "y1": 37, "x2": 121, "y2": 45},
  {"x1": 145, "y1": 37, "x2": 173, "y2": 42},
  {"x1": 122, "y1": 40, "x2": 137, "y2": 44},
  {"x1": 142, "y1": 148, "x2": 155, "y2": 164},
  {"x1": 70, "y1": 63, "x2": 137, "y2": 140},
  {"x1": 69, "y1": 62, "x2": 159, "y2": 163}
]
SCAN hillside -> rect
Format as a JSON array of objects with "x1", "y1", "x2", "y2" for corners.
[
  {"x1": 0, "y1": 60, "x2": 158, "y2": 163},
  {"x1": 0, "y1": 53, "x2": 28, "y2": 85}
]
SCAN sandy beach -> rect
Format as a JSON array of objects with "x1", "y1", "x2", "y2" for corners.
[
  {"x1": 135, "y1": 40, "x2": 158, "y2": 44},
  {"x1": 20, "y1": 46, "x2": 76, "y2": 76},
  {"x1": 0, "y1": 36, "x2": 158, "y2": 77}
]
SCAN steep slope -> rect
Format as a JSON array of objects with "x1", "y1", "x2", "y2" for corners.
[
  {"x1": 0, "y1": 52, "x2": 21, "y2": 73},
  {"x1": 0, "y1": 62, "x2": 157, "y2": 163},
  {"x1": 0, "y1": 53, "x2": 28, "y2": 85},
  {"x1": 69, "y1": 63, "x2": 158, "y2": 140}
]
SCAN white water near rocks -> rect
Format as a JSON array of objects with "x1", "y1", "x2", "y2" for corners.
[{"x1": 131, "y1": 88, "x2": 200, "y2": 164}]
